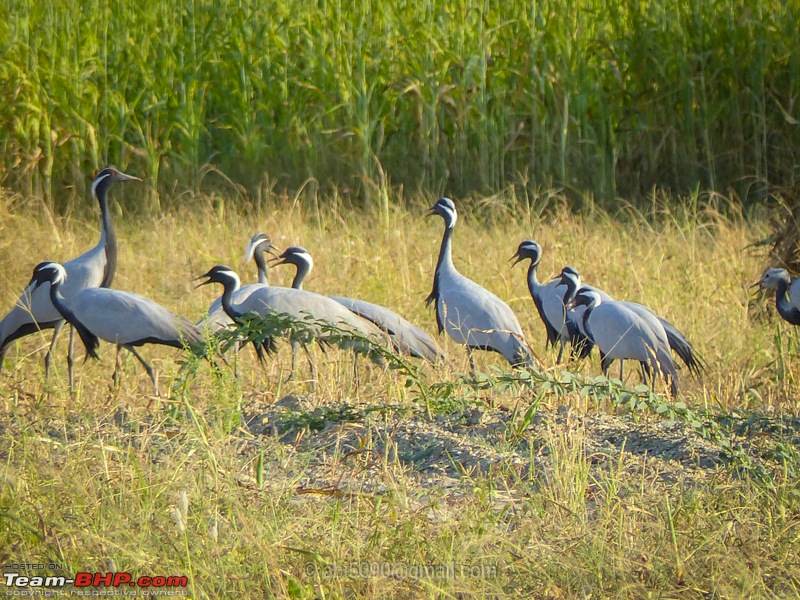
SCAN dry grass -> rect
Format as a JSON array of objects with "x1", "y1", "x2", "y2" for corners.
[{"x1": 1, "y1": 189, "x2": 799, "y2": 598}]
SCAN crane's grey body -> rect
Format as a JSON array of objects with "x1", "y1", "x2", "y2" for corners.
[
  {"x1": 271, "y1": 245, "x2": 444, "y2": 362},
  {"x1": 561, "y1": 268, "x2": 704, "y2": 377},
  {"x1": 330, "y1": 296, "x2": 444, "y2": 361},
  {"x1": 30, "y1": 262, "x2": 201, "y2": 394},
  {"x1": 0, "y1": 168, "x2": 139, "y2": 385},
  {"x1": 755, "y1": 268, "x2": 800, "y2": 325},
  {"x1": 570, "y1": 289, "x2": 679, "y2": 397},
  {"x1": 196, "y1": 266, "x2": 388, "y2": 377},
  {"x1": 201, "y1": 233, "x2": 277, "y2": 333},
  {"x1": 427, "y1": 198, "x2": 533, "y2": 368},
  {"x1": 70, "y1": 288, "x2": 202, "y2": 348}
]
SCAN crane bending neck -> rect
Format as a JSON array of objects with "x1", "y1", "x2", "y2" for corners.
[
  {"x1": 46, "y1": 281, "x2": 81, "y2": 331},
  {"x1": 525, "y1": 261, "x2": 543, "y2": 298},
  {"x1": 291, "y1": 262, "x2": 310, "y2": 290},
  {"x1": 219, "y1": 279, "x2": 246, "y2": 322}
]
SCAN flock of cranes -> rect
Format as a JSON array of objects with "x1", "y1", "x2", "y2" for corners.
[{"x1": 1, "y1": 167, "x2": 797, "y2": 398}]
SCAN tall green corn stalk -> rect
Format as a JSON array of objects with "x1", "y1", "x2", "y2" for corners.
[{"x1": 0, "y1": 0, "x2": 798, "y2": 210}]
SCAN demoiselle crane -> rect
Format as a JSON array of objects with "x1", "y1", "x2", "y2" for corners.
[
  {"x1": 425, "y1": 197, "x2": 534, "y2": 371},
  {"x1": 200, "y1": 233, "x2": 278, "y2": 333},
  {"x1": 194, "y1": 265, "x2": 387, "y2": 380},
  {"x1": 567, "y1": 288, "x2": 679, "y2": 397},
  {"x1": 753, "y1": 268, "x2": 800, "y2": 325},
  {"x1": 271, "y1": 245, "x2": 444, "y2": 362},
  {"x1": 510, "y1": 240, "x2": 593, "y2": 362},
  {"x1": 559, "y1": 267, "x2": 705, "y2": 377},
  {"x1": 29, "y1": 262, "x2": 203, "y2": 395},
  {"x1": 0, "y1": 167, "x2": 140, "y2": 389}
]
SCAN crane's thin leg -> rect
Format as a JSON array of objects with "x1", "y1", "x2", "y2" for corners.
[
  {"x1": 112, "y1": 344, "x2": 123, "y2": 389},
  {"x1": 467, "y1": 347, "x2": 476, "y2": 375},
  {"x1": 556, "y1": 341, "x2": 565, "y2": 364},
  {"x1": 286, "y1": 340, "x2": 299, "y2": 382},
  {"x1": 67, "y1": 326, "x2": 76, "y2": 394},
  {"x1": 639, "y1": 362, "x2": 652, "y2": 386},
  {"x1": 303, "y1": 344, "x2": 317, "y2": 391},
  {"x1": 44, "y1": 321, "x2": 65, "y2": 378},
  {"x1": 619, "y1": 361, "x2": 624, "y2": 383},
  {"x1": 126, "y1": 345, "x2": 159, "y2": 396}
]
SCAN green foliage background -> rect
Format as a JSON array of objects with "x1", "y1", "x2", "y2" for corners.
[{"x1": 1, "y1": 0, "x2": 798, "y2": 209}]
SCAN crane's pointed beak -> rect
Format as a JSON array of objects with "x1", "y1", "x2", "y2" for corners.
[
  {"x1": 117, "y1": 171, "x2": 143, "y2": 183},
  {"x1": 28, "y1": 275, "x2": 43, "y2": 291},
  {"x1": 192, "y1": 271, "x2": 213, "y2": 289},
  {"x1": 268, "y1": 256, "x2": 288, "y2": 266},
  {"x1": 425, "y1": 206, "x2": 436, "y2": 218},
  {"x1": 749, "y1": 279, "x2": 765, "y2": 291},
  {"x1": 509, "y1": 251, "x2": 523, "y2": 268}
]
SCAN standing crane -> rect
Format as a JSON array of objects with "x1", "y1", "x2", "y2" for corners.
[
  {"x1": 567, "y1": 288, "x2": 679, "y2": 397},
  {"x1": 271, "y1": 245, "x2": 444, "y2": 362},
  {"x1": 0, "y1": 167, "x2": 140, "y2": 390},
  {"x1": 510, "y1": 240, "x2": 592, "y2": 362},
  {"x1": 558, "y1": 267, "x2": 705, "y2": 377},
  {"x1": 194, "y1": 265, "x2": 387, "y2": 381},
  {"x1": 426, "y1": 197, "x2": 534, "y2": 372},
  {"x1": 28, "y1": 262, "x2": 203, "y2": 395}
]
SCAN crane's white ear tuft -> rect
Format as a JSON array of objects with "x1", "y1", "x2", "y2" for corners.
[{"x1": 91, "y1": 171, "x2": 113, "y2": 197}]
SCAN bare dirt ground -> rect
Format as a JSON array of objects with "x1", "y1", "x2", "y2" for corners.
[{"x1": 236, "y1": 392, "x2": 799, "y2": 499}]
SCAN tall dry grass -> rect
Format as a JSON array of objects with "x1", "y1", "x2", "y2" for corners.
[
  {"x1": 1, "y1": 189, "x2": 798, "y2": 598},
  {"x1": 0, "y1": 186, "x2": 792, "y2": 406}
]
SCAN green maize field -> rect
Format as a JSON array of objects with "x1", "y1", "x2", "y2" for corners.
[{"x1": 2, "y1": 0, "x2": 799, "y2": 213}]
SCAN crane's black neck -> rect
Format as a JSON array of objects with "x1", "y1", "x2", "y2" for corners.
[
  {"x1": 254, "y1": 250, "x2": 270, "y2": 285},
  {"x1": 525, "y1": 260, "x2": 542, "y2": 299},
  {"x1": 218, "y1": 278, "x2": 246, "y2": 322},
  {"x1": 46, "y1": 282, "x2": 100, "y2": 358},
  {"x1": 290, "y1": 261, "x2": 310, "y2": 290},
  {"x1": 98, "y1": 185, "x2": 118, "y2": 288},
  {"x1": 428, "y1": 223, "x2": 453, "y2": 299},
  {"x1": 561, "y1": 278, "x2": 579, "y2": 306},
  {"x1": 580, "y1": 299, "x2": 596, "y2": 343},
  {"x1": 426, "y1": 223, "x2": 453, "y2": 334},
  {"x1": 435, "y1": 223, "x2": 454, "y2": 274}
]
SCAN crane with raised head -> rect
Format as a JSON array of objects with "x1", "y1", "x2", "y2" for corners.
[
  {"x1": 271, "y1": 245, "x2": 444, "y2": 362},
  {"x1": 426, "y1": 198, "x2": 534, "y2": 372},
  {"x1": 0, "y1": 167, "x2": 141, "y2": 391}
]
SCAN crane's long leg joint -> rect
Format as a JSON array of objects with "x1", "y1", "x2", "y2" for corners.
[
  {"x1": 127, "y1": 345, "x2": 159, "y2": 396},
  {"x1": 44, "y1": 320, "x2": 65, "y2": 378}
]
